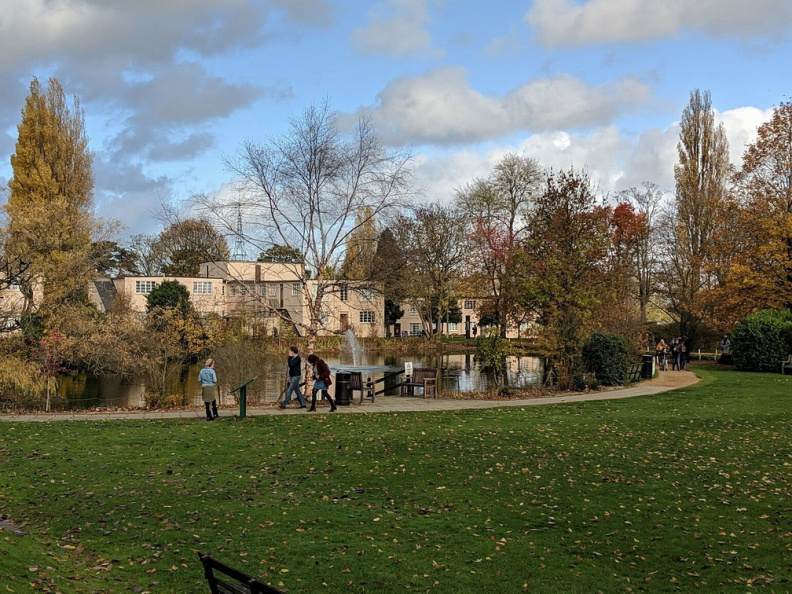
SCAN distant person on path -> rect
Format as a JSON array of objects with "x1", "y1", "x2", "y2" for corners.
[
  {"x1": 280, "y1": 346, "x2": 307, "y2": 409},
  {"x1": 198, "y1": 358, "x2": 219, "y2": 421},
  {"x1": 306, "y1": 353, "x2": 336, "y2": 413},
  {"x1": 719, "y1": 334, "x2": 733, "y2": 364},
  {"x1": 679, "y1": 338, "x2": 687, "y2": 370},
  {"x1": 472, "y1": 324, "x2": 478, "y2": 338},
  {"x1": 671, "y1": 338, "x2": 680, "y2": 371},
  {"x1": 656, "y1": 338, "x2": 668, "y2": 370}
]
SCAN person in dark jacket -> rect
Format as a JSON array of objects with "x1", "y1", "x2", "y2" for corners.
[
  {"x1": 280, "y1": 346, "x2": 307, "y2": 409},
  {"x1": 306, "y1": 353, "x2": 336, "y2": 412}
]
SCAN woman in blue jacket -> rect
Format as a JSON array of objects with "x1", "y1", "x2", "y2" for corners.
[{"x1": 198, "y1": 358, "x2": 219, "y2": 421}]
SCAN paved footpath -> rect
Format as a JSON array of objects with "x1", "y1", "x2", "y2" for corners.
[{"x1": 0, "y1": 370, "x2": 700, "y2": 423}]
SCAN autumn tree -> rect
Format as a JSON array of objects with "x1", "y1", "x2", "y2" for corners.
[
  {"x1": 659, "y1": 89, "x2": 731, "y2": 341},
  {"x1": 258, "y1": 245, "x2": 304, "y2": 263},
  {"x1": 340, "y1": 206, "x2": 379, "y2": 280},
  {"x1": 455, "y1": 153, "x2": 542, "y2": 337},
  {"x1": 371, "y1": 228, "x2": 406, "y2": 335},
  {"x1": 519, "y1": 169, "x2": 613, "y2": 389},
  {"x1": 718, "y1": 101, "x2": 792, "y2": 319},
  {"x1": 5, "y1": 77, "x2": 96, "y2": 324},
  {"x1": 197, "y1": 100, "x2": 413, "y2": 353}
]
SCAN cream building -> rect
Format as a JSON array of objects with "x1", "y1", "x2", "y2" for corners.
[{"x1": 91, "y1": 260, "x2": 386, "y2": 338}]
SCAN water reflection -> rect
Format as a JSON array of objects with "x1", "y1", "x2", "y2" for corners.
[{"x1": 56, "y1": 352, "x2": 544, "y2": 410}]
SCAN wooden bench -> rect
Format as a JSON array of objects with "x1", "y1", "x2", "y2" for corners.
[
  {"x1": 627, "y1": 362, "x2": 642, "y2": 383},
  {"x1": 349, "y1": 371, "x2": 375, "y2": 404},
  {"x1": 198, "y1": 552, "x2": 283, "y2": 594},
  {"x1": 781, "y1": 355, "x2": 792, "y2": 375},
  {"x1": 400, "y1": 368, "x2": 439, "y2": 398}
]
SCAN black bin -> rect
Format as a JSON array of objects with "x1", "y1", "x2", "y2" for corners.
[
  {"x1": 335, "y1": 372, "x2": 352, "y2": 406},
  {"x1": 641, "y1": 354, "x2": 654, "y2": 380}
]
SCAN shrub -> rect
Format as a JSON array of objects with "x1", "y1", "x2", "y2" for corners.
[
  {"x1": 581, "y1": 332, "x2": 630, "y2": 386},
  {"x1": 731, "y1": 309, "x2": 792, "y2": 372}
]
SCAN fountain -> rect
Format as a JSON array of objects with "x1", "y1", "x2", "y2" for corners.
[{"x1": 342, "y1": 329, "x2": 365, "y2": 366}]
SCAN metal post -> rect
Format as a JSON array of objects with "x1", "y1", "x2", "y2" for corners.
[{"x1": 239, "y1": 385, "x2": 247, "y2": 420}]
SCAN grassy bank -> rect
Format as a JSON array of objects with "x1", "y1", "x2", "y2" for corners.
[{"x1": 1, "y1": 365, "x2": 790, "y2": 592}]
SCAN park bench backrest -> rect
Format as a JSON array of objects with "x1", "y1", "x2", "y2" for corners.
[
  {"x1": 198, "y1": 552, "x2": 283, "y2": 594},
  {"x1": 411, "y1": 368, "x2": 438, "y2": 384}
]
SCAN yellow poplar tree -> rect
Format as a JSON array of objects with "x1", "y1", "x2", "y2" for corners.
[{"x1": 5, "y1": 77, "x2": 96, "y2": 323}]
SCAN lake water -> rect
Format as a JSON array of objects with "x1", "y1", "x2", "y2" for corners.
[{"x1": 56, "y1": 351, "x2": 545, "y2": 410}]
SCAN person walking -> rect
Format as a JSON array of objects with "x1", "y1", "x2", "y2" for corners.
[
  {"x1": 671, "y1": 338, "x2": 680, "y2": 371},
  {"x1": 306, "y1": 353, "x2": 336, "y2": 412},
  {"x1": 280, "y1": 346, "x2": 307, "y2": 409},
  {"x1": 198, "y1": 358, "x2": 219, "y2": 421},
  {"x1": 656, "y1": 338, "x2": 668, "y2": 371}
]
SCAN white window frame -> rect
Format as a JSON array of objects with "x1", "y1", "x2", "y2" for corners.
[
  {"x1": 360, "y1": 311, "x2": 375, "y2": 323},
  {"x1": 339, "y1": 285, "x2": 348, "y2": 301},
  {"x1": 447, "y1": 322, "x2": 458, "y2": 332},
  {"x1": 135, "y1": 280, "x2": 157, "y2": 294},
  {"x1": 269, "y1": 284, "x2": 277, "y2": 296},
  {"x1": 291, "y1": 282, "x2": 300, "y2": 296},
  {"x1": 193, "y1": 281, "x2": 212, "y2": 295},
  {"x1": 464, "y1": 300, "x2": 476, "y2": 310},
  {"x1": 409, "y1": 323, "x2": 422, "y2": 336}
]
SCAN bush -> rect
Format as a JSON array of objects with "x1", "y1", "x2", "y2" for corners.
[
  {"x1": 581, "y1": 332, "x2": 630, "y2": 386},
  {"x1": 731, "y1": 309, "x2": 792, "y2": 372}
]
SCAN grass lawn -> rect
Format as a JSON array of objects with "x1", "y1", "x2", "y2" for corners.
[{"x1": 1, "y1": 365, "x2": 790, "y2": 593}]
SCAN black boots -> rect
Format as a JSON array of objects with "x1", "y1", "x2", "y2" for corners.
[
  {"x1": 205, "y1": 401, "x2": 218, "y2": 421},
  {"x1": 308, "y1": 390, "x2": 335, "y2": 412}
]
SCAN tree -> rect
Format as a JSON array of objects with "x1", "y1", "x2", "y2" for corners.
[
  {"x1": 146, "y1": 280, "x2": 191, "y2": 312},
  {"x1": 340, "y1": 206, "x2": 379, "y2": 279},
  {"x1": 614, "y1": 182, "x2": 663, "y2": 324},
  {"x1": 519, "y1": 169, "x2": 613, "y2": 389},
  {"x1": 660, "y1": 89, "x2": 731, "y2": 342},
  {"x1": 718, "y1": 102, "x2": 792, "y2": 318},
  {"x1": 372, "y1": 227, "x2": 407, "y2": 336},
  {"x1": 128, "y1": 234, "x2": 168, "y2": 276},
  {"x1": 4, "y1": 77, "x2": 96, "y2": 323},
  {"x1": 158, "y1": 219, "x2": 230, "y2": 277},
  {"x1": 456, "y1": 153, "x2": 542, "y2": 336},
  {"x1": 258, "y1": 245, "x2": 304, "y2": 263},
  {"x1": 92, "y1": 241, "x2": 141, "y2": 276},
  {"x1": 198, "y1": 100, "x2": 413, "y2": 353},
  {"x1": 392, "y1": 203, "x2": 469, "y2": 336}
]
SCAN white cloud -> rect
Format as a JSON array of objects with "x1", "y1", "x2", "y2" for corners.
[
  {"x1": 360, "y1": 67, "x2": 652, "y2": 145},
  {"x1": 526, "y1": 0, "x2": 792, "y2": 47},
  {"x1": 351, "y1": 0, "x2": 438, "y2": 57}
]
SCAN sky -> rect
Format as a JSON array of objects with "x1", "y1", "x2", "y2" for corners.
[{"x1": 1, "y1": 0, "x2": 791, "y2": 239}]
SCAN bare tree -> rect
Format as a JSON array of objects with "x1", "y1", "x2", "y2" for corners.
[{"x1": 196, "y1": 100, "x2": 413, "y2": 352}]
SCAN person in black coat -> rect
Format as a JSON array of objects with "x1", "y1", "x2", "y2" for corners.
[{"x1": 280, "y1": 346, "x2": 307, "y2": 409}]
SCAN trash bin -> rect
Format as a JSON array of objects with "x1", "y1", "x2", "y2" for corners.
[
  {"x1": 335, "y1": 372, "x2": 352, "y2": 406},
  {"x1": 641, "y1": 354, "x2": 654, "y2": 380}
]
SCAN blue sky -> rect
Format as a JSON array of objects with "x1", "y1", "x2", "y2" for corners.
[{"x1": 1, "y1": 0, "x2": 791, "y2": 238}]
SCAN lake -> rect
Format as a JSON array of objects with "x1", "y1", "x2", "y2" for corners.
[{"x1": 56, "y1": 351, "x2": 545, "y2": 410}]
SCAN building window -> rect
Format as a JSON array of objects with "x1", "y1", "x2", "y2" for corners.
[
  {"x1": 193, "y1": 282, "x2": 212, "y2": 295},
  {"x1": 269, "y1": 285, "x2": 277, "y2": 296},
  {"x1": 259, "y1": 285, "x2": 267, "y2": 296},
  {"x1": 359, "y1": 289, "x2": 373, "y2": 302},
  {"x1": 339, "y1": 285, "x2": 348, "y2": 301},
  {"x1": 360, "y1": 311, "x2": 375, "y2": 323},
  {"x1": 8, "y1": 284, "x2": 21, "y2": 292},
  {"x1": 409, "y1": 323, "x2": 422, "y2": 336},
  {"x1": 409, "y1": 305, "x2": 418, "y2": 315},
  {"x1": 447, "y1": 322, "x2": 458, "y2": 332},
  {"x1": 464, "y1": 300, "x2": 476, "y2": 310},
  {"x1": 231, "y1": 285, "x2": 248, "y2": 296},
  {"x1": 292, "y1": 283, "x2": 300, "y2": 296},
  {"x1": 135, "y1": 281, "x2": 157, "y2": 294}
]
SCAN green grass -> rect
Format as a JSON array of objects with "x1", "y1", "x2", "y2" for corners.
[{"x1": 1, "y1": 365, "x2": 791, "y2": 593}]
